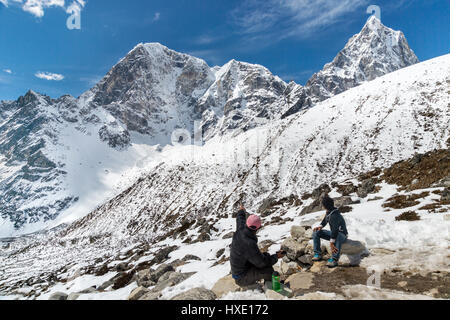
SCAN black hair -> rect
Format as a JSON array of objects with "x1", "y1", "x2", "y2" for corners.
[{"x1": 321, "y1": 195, "x2": 335, "y2": 211}]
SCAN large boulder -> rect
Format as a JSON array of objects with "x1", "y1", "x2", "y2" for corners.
[
  {"x1": 324, "y1": 239, "x2": 367, "y2": 265},
  {"x1": 281, "y1": 238, "x2": 305, "y2": 261},
  {"x1": 211, "y1": 275, "x2": 242, "y2": 298},
  {"x1": 341, "y1": 239, "x2": 367, "y2": 255},
  {"x1": 171, "y1": 288, "x2": 217, "y2": 300}
]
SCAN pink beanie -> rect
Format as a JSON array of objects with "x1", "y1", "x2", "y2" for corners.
[{"x1": 246, "y1": 215, "x2": 262, "y2": 230}]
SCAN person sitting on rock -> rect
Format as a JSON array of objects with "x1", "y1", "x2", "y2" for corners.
[
  {"x1": 312, "y1": 195, "x2": 348, "y2": 268},
  {"x1": 230, "y1": 203, "x2": 286, "y2": 287}
]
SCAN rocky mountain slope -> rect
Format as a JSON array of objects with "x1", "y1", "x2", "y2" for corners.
[
  {"x1": 0, "y1": 16, "x2": 421, "y2": 235},
  {"x1": 0, "y1": 53, "x2": 448, "y2": 300}
]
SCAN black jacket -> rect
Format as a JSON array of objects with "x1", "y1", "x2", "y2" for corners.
[
  {"x1": 230, "y1": 210, "x2": 278, "y2": 276},
  {"x1": 320, "y1": 208, "x2": 348, "y2": 240}
]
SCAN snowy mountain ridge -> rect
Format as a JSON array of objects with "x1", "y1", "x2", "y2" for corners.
[{"x1": 0, "y1": 16, "x2": 420, "y2": 235}]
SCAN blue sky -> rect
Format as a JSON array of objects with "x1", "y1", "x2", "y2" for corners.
[{"x1": 0, "y1": 0, "x2": 449, "y2": 101}]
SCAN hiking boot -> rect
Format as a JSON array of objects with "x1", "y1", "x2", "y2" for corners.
[
  {"x1": 312, "y1": 254, "x2": 322, "y2": 262},
  {"x1": 326, "y1": 258, "x2": 338, "y2": 268}
]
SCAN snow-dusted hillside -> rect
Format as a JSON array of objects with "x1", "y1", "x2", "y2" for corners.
[
  {"x1": 0, "y1": 16, "x2": 420, "y2": 235},
  {"x1": 57, "y1": 53, "x2": 450, "y2": 241},
  {"x1": 0, "y1": 53, "x2": 448, "y2": 300}
]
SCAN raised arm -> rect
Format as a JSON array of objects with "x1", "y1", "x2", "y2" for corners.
[{"x1": 236, "y1": 209, "x2": 247, "y2": 231}]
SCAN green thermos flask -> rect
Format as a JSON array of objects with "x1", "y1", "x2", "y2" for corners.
[{"x1": 272, "y1": 271, "x2": 281, "y2": 292}]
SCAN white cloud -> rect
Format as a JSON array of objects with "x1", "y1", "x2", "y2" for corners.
[
  {"x1": 2, "y1": 0, "x2": 86, "y2": 18},
  {"x1": 153, "y1": 12, "x2": 160, "y2": 22},
  {"x1": 3, "y1": 69, "x2": 12, "y2": 74},
  {"x1": 35, "y1": 71, "x2": 64, "y2": 81},
  {"x1": 231, "y1": 0, "x2": 370, "y2": 40}
]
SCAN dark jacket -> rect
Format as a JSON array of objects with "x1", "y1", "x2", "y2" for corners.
[
  {"x1": 230, "y1": 210, "x2": 278, "y2": 276},
  {"x1": 320, "y1": 208, "x2": 348, "y2": 241}
]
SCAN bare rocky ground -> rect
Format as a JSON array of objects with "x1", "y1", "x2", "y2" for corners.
[{"x1": 292, "y1": 264, "x2": 449, "y2": 299}]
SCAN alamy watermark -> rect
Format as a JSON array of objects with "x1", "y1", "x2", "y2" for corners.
[{"x1": 66, "y1": 1, "x2": 83, "y2": 30}]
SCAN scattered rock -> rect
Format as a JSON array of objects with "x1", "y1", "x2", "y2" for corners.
[
  {"x1": 290, "y1": 226, "x2": 307, "y2": 241},
  {"x1": 336, "y1": 183, "x2": 357, "y2": 196},
  {"x1": 222, "y1": 232, "x2": 234, "y2": 239},
  {"x1": 48, "y1": 292, "x2": 68, "y2": 300},
  {"x1": 211, "y1": 275, "x2": 242, "y2": 298},
  {"x1": 158, "y1": 271, "x2": 176, "y2": 283},
  {"x1": 258, "y1": 239, "x2": 274, "y2": 253},
  {"x1": 357, "y1": 179, "x2": 377, "y2": 198},
  {"x1": 149, "y1": 264, "x2": 175, "y2": 283},
  {"x1": 128, "y1": 286, "x2": 149, "y2": 300},
  {"x1": 67, "y1": 293, "x2": 80, "y2": 300},
  {"x1": 153, "y1": 246, "x2": 179, "y2": 265},
  {"x1": 303, "y1": 228, "x2": 313, "y2": 240},
  {"x1": 334, "y1": 196, "x2": 354, "y2": 208},
  {"x1": 97, "y1": 279, "x2": 114, "y2": 291},
  {"x1": 195, "y1": 232, "x2": 211, "y2": 243},
  {"x1": 441, "y1": 188, "x2": 450, "y2": 202},
  {"x1": 139, "y1": 291, "x2": 162, "y2": 300},
  {"x1": 299, "y1": 219, "x2": 319, "y2": 229},
  {"x1": 134, "y1": 269, "x2": 155, "y2": 288},
  {"x1": 280, "y1": 261, "x2": 301, "y2": 277},
  {"x1": 312, "y1": 184, "x2": 331, "y2": 200},
  {"x1": 171, "y1": 288, "x2": 217, "y2": 300},
  {"x1": 112, "y1": 271, "x2": 135, "y2": 290},
  {"x1": 310, "y1": 261, "x2": 327, "y2": 273},
  {"x1": 216, "y1": 248, "x2": 225, "y2": 258},
  {"x1": 300, "y1": 198, "x2": 323, "y2": 215},
  {"x1": 182, "y1": 254, "x2": 201, "y2": 262},
  {"x1": 398, "y1": 281, "x2": 408, "y2": 288},
  {"x1": 115, "y1": 262, "x2": 128, "y2": 272},
  {"x1": 298, "y1": 254, "x2": 313, "y2": 266},
  {"x1": 94, "y1": 264, "x2": 109, "y2": 276},
  {"x1": 152, "y1": 272, "x2": 196, "y2": 292},
  {"x1": 78, "y1": 286, "x2": 97, "y2": 294},
  {"x1": 281, "y1": 238, "x2": 305, "y2": 261}
]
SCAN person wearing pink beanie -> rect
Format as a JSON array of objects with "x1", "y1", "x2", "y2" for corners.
[{"x1": 230, "y1": 203, "x2": 286, "y2": 287}]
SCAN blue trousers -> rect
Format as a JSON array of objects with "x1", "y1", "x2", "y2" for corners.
[{"x1": 313, "y1": 229, "x2": 347, "y2": 261}]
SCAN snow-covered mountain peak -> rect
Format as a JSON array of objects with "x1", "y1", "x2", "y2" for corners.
[{"x1": 301, "y1": 16, "x2": 419, "y2": 107}]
